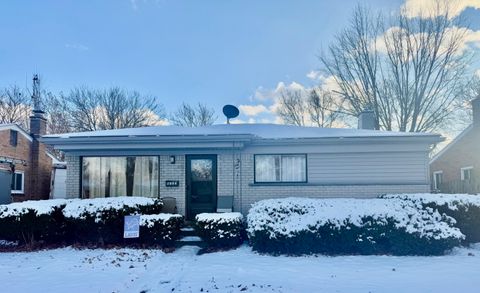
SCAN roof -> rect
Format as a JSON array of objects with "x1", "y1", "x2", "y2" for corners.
[
  {"x1": 0, "y1": 123, "x2": 33, "y2": 142},
  {"x1": 430, "y1": 125, "x2": 473, "y2": 164},
  {"x1": 43, "y1": 123, "x2": 441, "y2": 140}
]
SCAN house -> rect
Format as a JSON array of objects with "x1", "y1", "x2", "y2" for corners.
[
  {"x1": 430, "y1": 97, "x2": 480, "y2": 194},
  {"x1": 42, "y1": 113, "x2": 442, "y2": 219},
  {"x1": 0, "y1": 110, "x2": 55, "y2": 204}
]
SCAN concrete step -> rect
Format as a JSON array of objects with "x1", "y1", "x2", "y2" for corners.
[
  {"x1": 179, "y1": 227, "x2": 197, "y2": 237},
  {"x1": 179, "y1": 236, "x2": 202, "y2": 242},
  {"x1": 176, "y1": 223, "x2": 204, "y2": 248},
  {"x1": 175, "y1": 236, "x2": 205, "y2": 248}
]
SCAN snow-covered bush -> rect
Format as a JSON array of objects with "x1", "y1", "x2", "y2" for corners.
[
  {"x1": 195, "y1": 213, "x2": 245, "y2": 248},
  {"x1": 139, "y1": 214, "x2": 183, "y2": 246},
  {"x1": 0, "y1": 199, "x2": 71, "y2": 245},
  {"x1": 382, "y1": 194, "x2": 480, "y2": 244},
  {"x1": 247, "y1": 198, "x2": 464, "y2": 256},
  {"x1": 63, "y1": 197, "x2": 163, "y2": 245}
]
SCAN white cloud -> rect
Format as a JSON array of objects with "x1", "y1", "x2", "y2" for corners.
[
  {"x1": 375, "y1": 25, "x2": 480, "y2": 57},
  {"x1": 402, "y1": 0, "x2": 480, "y2": 19},
  {"x1": 306, "y1": 70, "x2": 321, "y2": 81},
  {"x1": 238, "y1": 104, "x2": 268, "y2": 117},
  {"x1": 65, "y1": 43, "x2": 89, "y2": 51}
]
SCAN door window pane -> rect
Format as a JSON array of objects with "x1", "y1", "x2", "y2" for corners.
[
  {"x1": 82, "y1": 156, "x2": 159, "y2": 198},
  {"x1": 191, "y1": 159, "x2": 213, "y2": 181}
]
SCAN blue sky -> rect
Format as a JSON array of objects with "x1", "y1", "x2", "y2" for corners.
[{"x1": 0, "y1": 0, "x2": 479, "y2": 123}]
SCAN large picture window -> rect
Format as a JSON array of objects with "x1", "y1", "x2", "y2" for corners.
[
  {"x1": 254, "y1": 154, "x2": 306, "y2": 183},
  {"x1": 82, "y1": 156, "x2": 159, "y2": 198}
]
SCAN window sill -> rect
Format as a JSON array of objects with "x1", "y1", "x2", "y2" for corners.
[
  {"x1": 250, "y1": 182, "x2": 309, "y2": 186},
  {"x1": 11, "y1": 192, "x2": 24, "y2": 195}
]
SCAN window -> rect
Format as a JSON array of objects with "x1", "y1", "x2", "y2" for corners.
[
  {"x1": 10, "y1": 130, "x2": 18, "y2": 147},
  {"x1": 433, "y1": 171, "x2": 443, "y2": 190},
  {"x1": 81, "y1": 156, "x2": 159, "y2": 198},
  {"x1": 11, "y1": 171, "x2": 24, "y2": 194},
  {"x1": 254, "y1": 154, "x2": 306, "y2": 183},
  {"x1": 461, "y1": 167, "x2": 473, "y2": 181}
]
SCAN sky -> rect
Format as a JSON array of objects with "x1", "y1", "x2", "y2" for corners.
[{"x1": 0, "y1": 0, "x2": 479, "y2": 125}]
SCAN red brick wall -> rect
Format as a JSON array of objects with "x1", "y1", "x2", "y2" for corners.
[
  {"x1": 0, "y1": 127, "x2": 52, "y2": 201},
  {"x1": 430, "y1": 126, "x2": 480, "y2": 184}
]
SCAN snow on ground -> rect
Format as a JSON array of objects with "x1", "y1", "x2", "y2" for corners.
[{"x1": 1, "y1": 245, "x2": 480, "y2": 293}]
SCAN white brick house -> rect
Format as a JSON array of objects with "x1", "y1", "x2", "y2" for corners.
[{"x1": 42, "y1": 123, "x2": 442, "y2": 219}]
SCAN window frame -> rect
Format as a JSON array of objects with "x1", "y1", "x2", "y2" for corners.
[
  {"x1": 11, "y1": 171, "x2": 25, "y2": 194},
  {"x1": 433, "y1": 170, "x2": 443, "y2": 190},
  {"x1": 80, "y1": 155, "x2": 161, "y2": 199},
  {"x1": 10, "y1": 130, "x2": 18, "y2": 147},
  {"x1": 460, "y1": 166, "x2": 474, "y2": 181},
  {"x1": 254, "y1": 154, "x2": 308, "y2": 184}
]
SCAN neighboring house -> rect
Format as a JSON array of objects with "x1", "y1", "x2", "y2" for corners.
[
  {"x1": 430, "y1": 97, "x2": 480, "y2": 194},
  {"x1": 42, "y1": 113, "x2": 442, "y2": 219},
  {"x1": 0, "y1": 110, "x2": 55, "y2": 204}
]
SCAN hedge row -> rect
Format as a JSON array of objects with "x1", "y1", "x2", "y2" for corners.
[
  {"x1": 195, "y1": 212, "x2": 245, "y2": 248},
  {"x1": 247, "y1": 197, "x2": 464, "y2": 256},
  {"x1": 0, "y1": 197, "x2": 183, "y2": 247},
  {"x1": 382, "y1": 194, "x2": 480, "y2": 244}
]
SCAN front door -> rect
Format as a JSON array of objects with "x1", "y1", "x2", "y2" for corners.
[{"x1": 186, "y1": 155, "x2": 217, "y2": 220}]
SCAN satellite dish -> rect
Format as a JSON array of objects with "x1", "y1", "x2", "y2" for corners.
[{"x1": 222, "y1": 105, "x2": 239, "y2": 124}]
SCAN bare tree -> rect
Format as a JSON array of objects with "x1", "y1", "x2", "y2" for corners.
[
  {"x1": 0, "y1": 85, "x2": 31, "y2": 129},
  {"x1": 64, "y1": 86, "x2": 165, "y2": 131},
  {"x1": 277, "y1": 88, "x2": 342, "y2": 127},
  {"x1": 277, "y1": 89, "x2": 307, "y2": 126},
  {"x1": 320, "y1": 2, "x2": 472, "y2": 132},
  {"x1": 170, "y1": 103, "x2": 216, "y2": 127},
  {"x1": 43, "y1": 92, "x2": 72, "y2": 134},
  {"x1": 307, "y1": 88, "x2": 342, "y2": 127},
  {"x1": 451, "y1": 75, "x2": 480, "y2": 128}
]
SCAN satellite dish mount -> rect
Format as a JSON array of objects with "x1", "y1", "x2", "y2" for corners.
[{"x1": 222, "y1": 105, "x2": 239, "y2": 124}]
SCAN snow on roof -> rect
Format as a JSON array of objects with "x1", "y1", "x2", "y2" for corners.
[{"x1": 43, "y1": 123, "x2": 440, "y2": 140}]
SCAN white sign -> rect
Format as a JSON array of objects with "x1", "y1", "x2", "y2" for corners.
[{"x1": 124, "y1": 215, "x2": 140, "y2": 238}]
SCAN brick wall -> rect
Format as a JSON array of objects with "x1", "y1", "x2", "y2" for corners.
[
  {"x1": 430, "y1": 127, "x2": 480, "y2": 184},
  {"x1": 65, "y1": 154, "x2": 80, "y2": 199},
  {"x1": 159, "y1": 155, "x2": 186, "y2": 215},
  {"x1": 0, "y1": 126, "x2": 52, "y2": 201}
]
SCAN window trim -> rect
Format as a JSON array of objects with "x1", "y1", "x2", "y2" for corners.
[
  {"x1": 254, "y1": 154, "x2": 308, "y2": 184},
  {"x1": 11, "y1": 171, "x2": 25, "y2": 194},
  {"x1": 460, "y1": 166, "x2": 473, "y2": 181},
  {"x1": 10, "y1": 130, "x2": 18, "y2": 147},
  {"x1": 432, "y1": 170, "x2": 443, "y2": 190}
]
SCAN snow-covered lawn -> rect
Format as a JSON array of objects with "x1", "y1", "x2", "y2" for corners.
[{"x1": 1, "y1": 244, "x2": 479, "y2": 293}]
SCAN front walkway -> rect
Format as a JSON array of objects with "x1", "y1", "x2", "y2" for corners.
[{"x1": 1, "y1": 244, "x2": 479, "y2": 292}]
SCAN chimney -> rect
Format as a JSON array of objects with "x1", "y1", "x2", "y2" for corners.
[
  {"x1": 358, "y1": 110, "x2": 376, "y2": 130},
  {"x1": 29, "y1": 75, "x2": 50, "y2": 200},
  {"x1": 473, "y1": 96, "x2": 480, "y2": 127}
]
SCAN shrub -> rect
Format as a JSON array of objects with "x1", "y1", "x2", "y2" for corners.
[
  {"x1": 62, "y1": 197, "x2": 163, "y2": 245},
  {"x1": 382, "y1": 194, "x2": 480, "y2": 244},
  {"x1": 195, "y1": 213, "x2": 245, "y2": 248},
  {"x1": 247, "y1": 198, "x2": 463, "y2": 256},
  {"x1": 139, "y1": 214, "x2": 184, "y2": 246},
  {"x1": 0, "y1": 199, "x2": 71, "y2": 246}
]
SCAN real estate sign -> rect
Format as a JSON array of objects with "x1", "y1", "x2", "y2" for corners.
[{"x1": 123, "y1": 215, "x2": 140, "y2": 238}]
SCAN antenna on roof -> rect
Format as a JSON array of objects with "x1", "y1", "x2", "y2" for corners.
[
  {"x1": 32, "y1": 74, "x2": 42, "y2": 113},
  {"x1": 222, "y1": 105, "x2": 239, "y2": 124}
]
